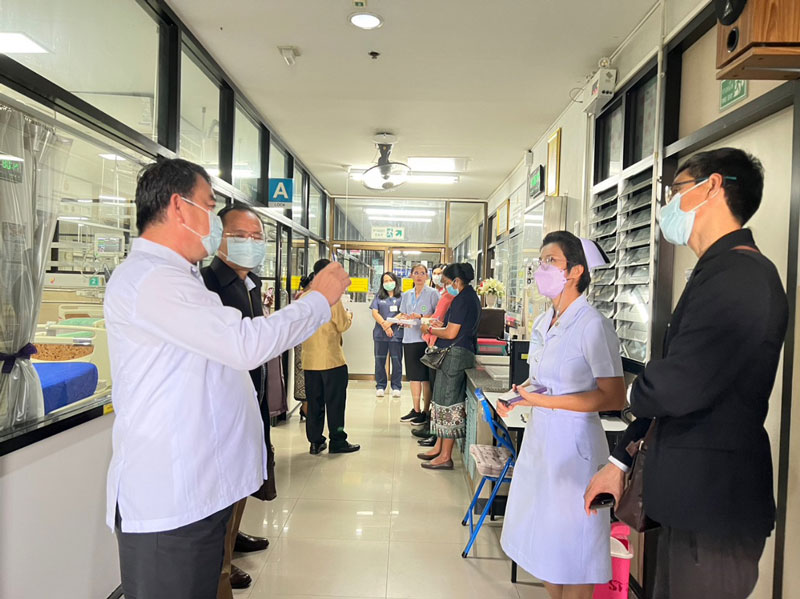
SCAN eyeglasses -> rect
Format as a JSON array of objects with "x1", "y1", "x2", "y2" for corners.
[
  {"x1": 223, "y1": 232, "x2": 265, "y2": 242},
  {"x1": 660, "y1": 175, "x2": 738, "y2": 202},
  {"x1": 535, "y1": 256, "x2": 566, "y2": 268}
]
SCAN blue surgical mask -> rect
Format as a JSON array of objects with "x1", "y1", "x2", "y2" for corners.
[
  {"x1": 657, "y1": 180, "x2": 710, "y2": 246},
  {"x1": 224, "y1": 237, "x2": 267, "y2": 269},
  {"x1": 181, "y1": 197, "x2": 223, "y2": 256},
  {"x1": 447, "y1": 284, "x2": 459, "y2": 296}
]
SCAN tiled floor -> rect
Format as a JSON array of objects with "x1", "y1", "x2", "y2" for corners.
[{"x1": 233, "y1": 380, "x2": 548, "y2": 599}]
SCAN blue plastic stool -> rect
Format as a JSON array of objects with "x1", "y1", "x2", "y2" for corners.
[{"x1": 461, "y1": 388, "x2": 517, "y2": 558}]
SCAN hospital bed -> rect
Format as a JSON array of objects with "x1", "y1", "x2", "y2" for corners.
[{"x1": 31, "y1": 318, "x2": 111, "y2": 415}]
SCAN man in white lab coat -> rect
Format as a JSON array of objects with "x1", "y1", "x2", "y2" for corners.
[{"x1": 104, "y1": 158, "x2": 350, "y2": 599}]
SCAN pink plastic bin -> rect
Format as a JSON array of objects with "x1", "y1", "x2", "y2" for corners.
[{"x1": 593, "y1": 523, "x2": 634, "y2": 599}]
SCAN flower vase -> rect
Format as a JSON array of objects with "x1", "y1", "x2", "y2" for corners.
[{"x1": 486, "y1": 293, "x2": 497, "y2": 308}]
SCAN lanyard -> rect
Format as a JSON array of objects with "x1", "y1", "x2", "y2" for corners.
[{"x1": 409, "y1": 288, "x2": 425, "y2": 313}]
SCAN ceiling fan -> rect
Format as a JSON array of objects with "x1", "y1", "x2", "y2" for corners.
[{"x1": 361, "y1": 133, "x2": 410, "y2": 191}]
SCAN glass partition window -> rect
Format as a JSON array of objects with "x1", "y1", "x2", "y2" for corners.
[
  {"x1": 309, "y1": 184, "x2": 325, "y2": 237},
  {"x1": 3, "y1": 0, "x2": 160, "y2": 140},
  {"x1": 629, "y1": 76, "x2": 657, "y2": 166},
  {"x1": 0, "y1": 89, "x2": 152, "y2": 439},
  {"x1": 333, "y1": 198, "x2": 446, "y2": 244},
  {"x1": 449, "y1": 202, "x2": 484, "y2": 268},
  {"x1": 309, "y1": 240, "x2": 325, "y2": 263},
  {"x1": 179, "y1": 50, "x2": 220, "y2": 174},
  {"x1": 233, "y1": 107, "x2": 260, "y2": 200},
  {"x1": 596, "y1": 104, "x2": 624, "y2": 182},
  {"x1": 293, "y1": 167, "x2": 305, "y2": 226},
  {"x1": 260, "y1": 219, "x2": 278, "y2": 278},
  {"x1": 269, "y1": 142, "x2": 287, "y2": 179}
]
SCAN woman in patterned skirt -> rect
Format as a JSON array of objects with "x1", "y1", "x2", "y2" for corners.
[{"x1": 418, "y1": 263, "x2": 481, "y2": 470}]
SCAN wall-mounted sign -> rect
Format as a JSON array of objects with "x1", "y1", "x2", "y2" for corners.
[
  {"x1": 348, "y1": 277, "x2": 369, "y2": 293},
  {"x1": 529, "y1": 165, "x2": 545, "y2": 198},
  {"x1": 720, "y1": 79, "x2": 748, "y2": 111},
  {"x1": 0, "y1": 156, "x2": 23, "y2": 183},
  {"x1": 268, "y1": 178, "x2": 294, "y2": 207},
  {"x1": 371, "y1": 226, "x2": 405, "y2": 240}
]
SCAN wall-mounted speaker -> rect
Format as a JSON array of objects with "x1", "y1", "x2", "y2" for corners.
[{"x1": 715, "y1": 0, "x2": 800, "y2": 80}]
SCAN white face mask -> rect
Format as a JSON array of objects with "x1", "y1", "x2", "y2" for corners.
[{"x1": 432, "y1": 274, "x2": 443, "y2": 287}]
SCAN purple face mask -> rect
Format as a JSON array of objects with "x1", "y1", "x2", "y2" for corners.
[{"x1": 533, "y1": 264, "x2": 567, "y2": 299}]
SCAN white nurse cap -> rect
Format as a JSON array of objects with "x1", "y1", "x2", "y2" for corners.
[{"x1": 579, "y1": 237, "x2": 609, "y2": 270}]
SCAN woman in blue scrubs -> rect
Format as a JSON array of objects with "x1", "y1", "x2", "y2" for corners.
[
  {"x1": 498, "y1": 231, "x2": 626, "y2": 599},
  {"x1": 370, "y1": 272, "x2": 404, "y2": 397}
]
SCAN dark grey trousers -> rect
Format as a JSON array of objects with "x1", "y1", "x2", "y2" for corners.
[
  {"x1": 652, "y1": 526, "x2": 767, "y2": 599},
  {"x1": 116, "y1": 505, "x2": 233, "y2": 599}
]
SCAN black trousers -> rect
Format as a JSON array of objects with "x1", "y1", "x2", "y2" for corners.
[
  {"x1": 304, "y1": 365, "x2": 349, "y2": 447},
  {"x1": 652, "y1": 526, "x2": 767, "y2": 599},
  {"x1": 116, "y1": 505, "x2": 233, "y2": 599}
]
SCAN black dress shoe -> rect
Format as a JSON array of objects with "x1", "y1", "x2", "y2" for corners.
[
  {"x1": 329, "y1": 442, "x2": 361, "y2": 454},
  {"x1": 230, "y1": 564, "x2": 252, "y2": 589},
  {"x1": 412, "y1": 426, "x2": 433, "y2": 439},
  {"x1": 418, "y1": 436, "x2": 437, "y2": 447},
  {"x1": 310, "y1": 441, "x2": 327, "y2": 455},
  {"x1": 235, "y1": 532, "x2": 269, "y2": 553}
]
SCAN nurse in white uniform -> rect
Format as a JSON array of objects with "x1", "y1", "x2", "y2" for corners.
[{"x1": 499, "y1": 231, "x2": 626, "y2": 599}]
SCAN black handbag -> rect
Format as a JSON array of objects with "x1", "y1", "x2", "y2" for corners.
[
  {"x1": 420, "y1": 345, "x2": 451, "y2": 370},
  {"x1": 615, "y1": 421, "x2": 659, "y2": 532}
]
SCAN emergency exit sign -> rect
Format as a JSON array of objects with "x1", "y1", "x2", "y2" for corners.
[
  {"x1": 720, "y1": 80, "x2": 748, "y2": 111},
  {"x1": 371, "y1": 226, "x2": 405, "y2": 241}
]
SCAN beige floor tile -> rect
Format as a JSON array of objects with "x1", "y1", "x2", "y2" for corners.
[
  {"x1": 301, "y1": 465, "x2": 395, "y2": 502},
  {"x1": 238, "y1": 495, "x2": 297, "y2": 540},
  {"x1": 251, "y1": 538, "x2": 389, "y2": 597},
  {"x1": 390, "y1": 500, "x2": 503, "y2": 549},
  {"x1": 514, "y1": 582, "x2": 550, "y2": 598},
  {"x1": 282, "y1": 499, "x2": 392, "y2": 542},
  {"x1": 391, "y1": 463, "x2": 471, "y2": 506},
  {"x1": 386, "y1": 540, "x2": 518, "y2": 599}
]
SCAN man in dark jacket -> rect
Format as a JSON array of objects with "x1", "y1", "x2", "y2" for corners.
[
  {"x1": 585, "y1": 148, "x2": 788, "y2": 599},
  {"x1": 201, "y1": 205, "x2": 273, "y2": 596}
]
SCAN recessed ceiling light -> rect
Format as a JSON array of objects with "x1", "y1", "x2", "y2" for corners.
[
  {"x1": 349, "y1": 12, "x2": 383, "y2": 30},
  {"x1": 0, "y1": 33, "x2": 48, "y2": 54}
]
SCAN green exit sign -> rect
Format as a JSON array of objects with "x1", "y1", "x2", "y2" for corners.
[
  {"x1": 0, "y1": 157, "x2": 23, "y2": 183},
  {"x1": 529, "y1": 165, "x2": 544, "y2": 198},
  {"x1": 89, "y1": 276, "x2": 101, "y2": 287},
  {"x1": 720, "y1": 80, "x2": 748, "y2": 111}
]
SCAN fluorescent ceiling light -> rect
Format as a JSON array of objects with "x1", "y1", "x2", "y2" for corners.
[
  {"x1": 407, "y1": 157, "x2": 469, "y2": 172},
  {"x1": 0, "y1": 154, "x2": 24, "y2": 162},
  {"x1": 0, "y1": 33, "x2": 48, "y2": 54},
  {"x1": 365, "y1": 208, "x2": 436, "y2": 217},
  {"x1": 368, "y1": 216, "x2": 432, "y2": 223},
  {"x1": 349, "y1": 171, "x2": 459, "y2": 185},
  {"x1": 409, "y1": 174, "x2": 459, "y2": 184},
  {"x1": 99, "y1": 195, "x2": 127, "y2": 203},
  {"x1": 349, "y1": 12, "x2": 383, "y2": 30},
  {"x1": 59, "y1": 216, "x2": 89, "y2": 221},
  {"x1": 77, "y1": 199, "x2": 94, "y2": 204},
  {"x1": 99, "y1": 153, "x2": 126, "y2": 161}
]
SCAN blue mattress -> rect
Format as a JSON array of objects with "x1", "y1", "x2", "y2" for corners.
[{"x1": 33, "y1": 362, "x2": 99, "y2": 414}]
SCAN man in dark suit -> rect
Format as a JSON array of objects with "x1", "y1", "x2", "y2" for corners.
[
  {"x1": 585, "y1": 149, "x2": 788, "y2": 599},
  {"x1": 201, "y1": 205, "x2": 273, "y2": 597}
]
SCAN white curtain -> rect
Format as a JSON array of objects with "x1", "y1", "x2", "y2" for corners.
[{"x1": 0, "y1": 105, "x2": 71, "y2": 431}]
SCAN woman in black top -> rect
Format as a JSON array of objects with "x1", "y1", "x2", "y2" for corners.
[{"x1": 418, "y1": 263, "x2": 481, "y2": 470}]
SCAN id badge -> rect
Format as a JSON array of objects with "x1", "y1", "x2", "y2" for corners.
[{"x1": 390, "y1": 305, "x2": 398, "y2": 313}]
